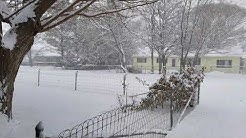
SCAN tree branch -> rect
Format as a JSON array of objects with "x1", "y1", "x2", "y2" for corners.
[{"x1": 39, "y1": 0, "x2": 97, "y2": 32}]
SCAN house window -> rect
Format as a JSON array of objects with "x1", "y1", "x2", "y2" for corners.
[
  {"x1": 172, "y1": 59, "x2": 176, "y2": 67},
  {"x1": 137, "y1": 58, "x2": 147, "y2": 63},
  {"x1": 216, "y1": 60, "x2": 232, "y2": 68}
]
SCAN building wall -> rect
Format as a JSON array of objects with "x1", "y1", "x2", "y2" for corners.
[
  {"x1": 132, "y1": 56, "x2": 180, "y2": 71},
  {"x1": 201, "y1": 56, "x2": 241, "y2": 73},
  {"x1": 133, "y1": 56, "x2": 242, "y2": 73}
]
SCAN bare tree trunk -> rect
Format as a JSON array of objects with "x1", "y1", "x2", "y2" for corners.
[
  {"x1": 162, "y1": 54, "x2": 167, "y2": 75},
  {"x1": 0, "y1": 42, "x2": 33, "y2": 118},
  {"x1": 180, "y1": 46, "x2": 184, "y2": 73},
  {"x1": 193, "y1": 53, "x2": 200, "y2": 67},
  {"x1": 150, "y1": 47, "x2": 154, "y2": 74},
  {"x1": 158, "y1": 54, "x2": 162, "y2": 74},
  {"x1": 0, "y1": 19, "x2": 35, "y2": 118}
]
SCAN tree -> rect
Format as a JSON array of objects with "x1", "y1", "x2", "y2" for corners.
[
  {"x1": 191, "y1": 3, "x2": 246, "y2": 65},
  {"x1": 178, "y1": 0, "x2": 210, "y2": 72},
  {"x1": 0, "y1": 0, "x2": 156, "y2": 118},
  {"x1": 141, "y1": 0, "x2": 182, "y2": 74},
  {"x1": 98, "y1": 14, "x2": 137, "y2": 71}
]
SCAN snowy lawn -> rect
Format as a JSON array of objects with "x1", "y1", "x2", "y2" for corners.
[
  {"x1": 0, "y1": 66, "x2": 161, "y2": 138},
  {"x1": 167, "y1": 72, "x2": 246, "y2": 138},
  {"x1": 1, "y1": 67, "x2": 246, "y2": 138}
]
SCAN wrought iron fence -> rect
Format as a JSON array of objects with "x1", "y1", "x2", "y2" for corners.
[
  {"x1": 57, "y1": 106, "x2": 171, "y2": 138},
  {"x1": 31, "y1": 66, "x2": 201, "y2": 138},
  {"x1": 56, "y1": 86, "x2": 200, "y2": 138}
]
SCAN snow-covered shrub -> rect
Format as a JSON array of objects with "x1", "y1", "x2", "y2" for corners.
[{"x1": 139, "y1": 67, "x2": 205, "y2": 111}]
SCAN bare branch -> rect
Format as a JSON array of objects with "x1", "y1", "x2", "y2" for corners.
[{"x1": 39, "y1": 0, "x2": 97, "y2": 32}]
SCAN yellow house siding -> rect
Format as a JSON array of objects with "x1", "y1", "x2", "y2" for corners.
[
  {"x1": 133, "y1": 55, "x2": 242, "y2": 74},
  {"x1": 133, "y1": 56, "x2": 181, "y2": 71},
  {"x1": 201, "y1": 56, "x2": 241, "y2": 73}
]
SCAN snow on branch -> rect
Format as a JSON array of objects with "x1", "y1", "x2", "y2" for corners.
[
  {"x1": 10, "y1": 1, "x2": 38, "y2": 25},
  {"x1": 39, "y1": 0, "x2": 157, "y2": 32},
  {"x1": 81, "y1": 0, "x2": 158, "y2": 18},
  {"x1": 1, "y1": 0, "x2": 38, "y2": 50},
  {"x1": 40, "y1": 0, "x2": 97, "y2": 32},
  {"x1": 41, "y1": 0, "x2": 87, "y2": 29},
  {"x1": 1, "y1": 27, "x2": 17, "y2": 50},
  {"x1": 0, "y1": 0, "x2": 11, "y2": 20}
]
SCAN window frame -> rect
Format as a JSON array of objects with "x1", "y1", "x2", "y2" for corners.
[
  {"x1": 137, "y1": 58, "x2": 147, "y2": 63},
  {"x1": 216, "y1": 60, "x2": 232, "y2": 68}
]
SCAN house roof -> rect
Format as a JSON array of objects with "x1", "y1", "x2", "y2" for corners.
[{"x1": 134, "y1": 46, "x2": 246, "y2": 58}]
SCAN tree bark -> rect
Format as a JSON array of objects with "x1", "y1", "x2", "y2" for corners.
[
  {"x1": 162, "y1": 54, "x2": 167, "y2": 75},
  {"x1": 150, "y1": 47, "x2": 154, "y2": 74},
  {"x1": 0, "y1": 20, "x2": 36, "y2": 118},
  {"x1": 0, "y1": 0, "x2": 56, "y2": 118},
  {"x1": 0, "y1": 41, "x2": 34, "y2": 118},
  {"x1": 158, "y1": 54, "x2": 162, "y2": 74}
]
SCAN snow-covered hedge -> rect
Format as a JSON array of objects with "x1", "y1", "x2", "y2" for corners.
[{"x1": 140, "y1": 67, "x2": 205, "y2": 110}]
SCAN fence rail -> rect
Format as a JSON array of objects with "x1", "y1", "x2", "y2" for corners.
[
  {"x1": 56, "y1": 86, "x2": 200, "y2": 138},
  {"x1": 58, "y1": 106, "x2": 171, "y2": 138},
  {"x1": 27, "y1": 66, "x2": 201, "y2": 138},
  {"x1": 20, "y1": 68, "x2": 160, "y2": 97}
]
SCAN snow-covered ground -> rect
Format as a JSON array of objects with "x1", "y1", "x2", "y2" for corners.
[
  {"x1": 0, "y1": 66, "x2": 161, "y2": 138},
  {"x1": 167, "y1": 71, "x2": 246, "y2": 138},
  {"x1": 1, "y1": 67, "x2": 246, "y2": 138}
]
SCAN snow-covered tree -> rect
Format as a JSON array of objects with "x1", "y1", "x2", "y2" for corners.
[
  {"x1": 191, "y1": 2, "x2": 246, "y2": 65},
  {"x1": 98, "y1": 14, "x2": 137, "y2": 71},
  {"x1": 141, "y1": 0, "x2": 182, "y2": 74},
  {"x1": 0, "y1": 0, "x2": 157, "y2": 118}
]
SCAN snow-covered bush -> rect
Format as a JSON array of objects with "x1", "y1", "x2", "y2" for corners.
[{"x1": 139, "y1": 67, "x2": 205, "y2": 111}]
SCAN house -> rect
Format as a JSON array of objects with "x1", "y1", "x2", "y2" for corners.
[{"x1": 132, "y1": 47, "x2": 246, "y2": 74}]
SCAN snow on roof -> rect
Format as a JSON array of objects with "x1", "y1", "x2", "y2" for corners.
[
  {"x1": 133, "y1": 47, "x2": 158, "y2": 57},
  {"x1": 204, "y1": 47, "x2": 246, "y2": 57},
  {"x1": 134, "y1": 46, "x2": 246, "y2": 58}
]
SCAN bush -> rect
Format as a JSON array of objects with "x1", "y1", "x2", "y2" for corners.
[{"x1": 139, "y1": 66, "x2": 205, "y2": 111}]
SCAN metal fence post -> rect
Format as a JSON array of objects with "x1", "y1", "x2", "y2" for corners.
[
  {"x1": 170, "y1": 88, "x2": 174, "y2": 130},
  {"x1": 37, "y1": 69, "x2": 40, "y2": 87},
  {"x1": 75, "y1": 71, "x2": 78, "y2": 91},
  {"x1": 122, "y1": 73, "x2": 127, "y2": 106}
]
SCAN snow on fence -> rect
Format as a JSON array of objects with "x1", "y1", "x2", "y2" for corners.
[
  {"x1": 25, "y1": 68, "x2": 161, "y2": 97},
  {"x1": 132, "y1": 65, "x2": 180, "y2": 74},
  {"x1": 57, "y1": 106, "x2": 170, "y2": 138},
  {"x1": 24, "y1": 66, "x2": 201, "y2": 138},
  {"x1": 53, "y1": 85, "x2": 200, "y2": 138}
]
